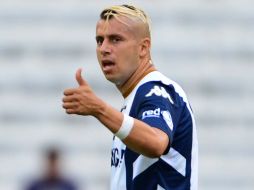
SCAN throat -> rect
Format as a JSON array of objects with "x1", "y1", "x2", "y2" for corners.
[{"x1": 119, "y1": 61, "x2": 156, "y2": 98}]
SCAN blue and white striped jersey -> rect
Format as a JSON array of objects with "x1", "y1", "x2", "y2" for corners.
[{"x1": 110, "y1": 71, "x2": 198, "y2": 190}]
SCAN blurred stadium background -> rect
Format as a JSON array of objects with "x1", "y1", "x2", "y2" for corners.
[{"x1": 0, "y1": 0, "x2": 253, "y2": 189}]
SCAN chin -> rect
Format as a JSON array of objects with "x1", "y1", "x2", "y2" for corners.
[{"x1": 105, "y1": 75, "x2": 122, "y2": 85}]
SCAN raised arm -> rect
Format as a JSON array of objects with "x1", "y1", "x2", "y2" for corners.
[{"x1": 62, "y1": 69, "x2": 169, "y2": 158}]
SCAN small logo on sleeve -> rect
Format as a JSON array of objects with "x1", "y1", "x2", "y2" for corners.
[
  {"x1": 142, "y1": 108, "x2": 161, "y2": 119},
  {"x1": 142, "y1": 108, "x2": 174, "y2": 131}
]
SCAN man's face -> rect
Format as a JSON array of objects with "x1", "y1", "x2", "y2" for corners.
[{"x1": 96, "y1": 17, "x2": 141, "y2": 85}]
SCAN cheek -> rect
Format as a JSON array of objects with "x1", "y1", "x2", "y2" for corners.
[
  {"x1": 96, "y1": 47, "x2": 100, "y2": 58},
  {"x1": 96, "y1": 51, "x2": 103, "y2": 69},
  {"x1": 120, "y1": 53, "x2": 139, "y2": 73},
  {"x1": 121, "y1": 43, "x2": 138, "y2": 57},
  {"x1": 125, "y1": 47, "x2": 139, "y2": 64},
  {"x1": 96, "y1": 49, "x2": 101, "y2": 62}
]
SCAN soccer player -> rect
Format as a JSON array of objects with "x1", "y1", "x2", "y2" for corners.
[{"x1": 62, "y1": 4, "x2": 198, "y2": 190}]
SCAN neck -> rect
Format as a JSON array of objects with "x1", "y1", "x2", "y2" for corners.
[{"x1": 117, "y1": 59, "x2": 156, "y2": 98}]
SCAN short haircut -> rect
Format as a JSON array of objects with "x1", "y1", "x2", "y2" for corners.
[{"x1": 100, "y1": 5, "x2": 151, "y2": 38}]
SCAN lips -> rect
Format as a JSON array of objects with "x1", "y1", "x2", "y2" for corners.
[{"x1": 101, "y1": 60, "x2": 115, "y2": 73}]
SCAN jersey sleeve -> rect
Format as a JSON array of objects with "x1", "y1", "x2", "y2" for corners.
[{"x1": 130, "y1": 81, "x2": 182, "y2": 152}]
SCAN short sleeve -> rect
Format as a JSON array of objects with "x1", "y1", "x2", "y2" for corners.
[{"x1": 130, "y1": 81, "x2": 181, "y2": 152}]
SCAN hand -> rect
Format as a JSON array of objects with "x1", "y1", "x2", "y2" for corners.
[{"x1": 62, "y1": 68, "x2": 103, "y2": 116}]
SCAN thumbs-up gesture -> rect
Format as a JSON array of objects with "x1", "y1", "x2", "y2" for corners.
[
  {"x1": 75, "y1": 68, "x2": 87, "y2": 86},
  {"x1": 62, "y1": 68, "x2": 104, "y2": 116}
]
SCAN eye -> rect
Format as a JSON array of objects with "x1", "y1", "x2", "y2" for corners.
[
  {"x1": 96, "y1": 37, "x2": 104, "y2": 46},
  {"x1": 110, "y1": 36, "x2": 122, "y2": 44},
  {"x1": 112, "y1": 37, "x2": 120, "y2": 43}
]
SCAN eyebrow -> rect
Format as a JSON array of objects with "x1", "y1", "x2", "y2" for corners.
[
  {"x1": 96, "y1": 33, "x2": 125, "y2": 40},
  {"x1": 96, "y1": 35, "x2": 103, "y2": 41}
]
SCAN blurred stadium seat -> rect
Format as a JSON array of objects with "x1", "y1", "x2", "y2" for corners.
[{"x1": 0, "y1": 0, "x2": 253, "y2": 190}]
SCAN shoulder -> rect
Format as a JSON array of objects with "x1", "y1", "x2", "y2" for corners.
[{"x1": 134, "y1": 71, "x2": 188, "y2": 107}]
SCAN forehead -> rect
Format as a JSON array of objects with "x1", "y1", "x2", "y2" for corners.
[{"x1": 96, "y1": 17, "x2": 135, "y2": 37}]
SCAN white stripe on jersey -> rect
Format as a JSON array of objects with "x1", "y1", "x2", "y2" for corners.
[
  {"x1": 166, "y1": 76, "x2": 198, "y2": 190},
  {"x1": 133, "y1": 155, "x2": 159, "y2": 179},
  {"x1": 157, "y1": 185, "x2": 165, "y2": 190},
  {"x1": 133, "y1": 148, "x2": 186, "y2": 180},
  {"x1": 161, "y1": 148, "x2": 186, "y2": 177}
]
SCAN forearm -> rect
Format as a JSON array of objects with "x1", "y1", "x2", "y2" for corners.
[
  {"x1": 123, "y1": 119, "x2": 169, "y2": 158},
  {"x1": 94, "y1": 100, "x2": 124, "y2": 134},
  {"x1": 94, "y1": 101, "x2": 169, "y2": 158}
]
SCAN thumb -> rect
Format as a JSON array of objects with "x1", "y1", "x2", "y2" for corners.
[{"x1": 75, "y1": 68, "x2": 87, "y2": 86}]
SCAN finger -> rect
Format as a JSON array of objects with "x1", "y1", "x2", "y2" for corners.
[
  {"x1": 65, "y1": 108, "x2": 77, "y2": 114},
  {"x1": 62, "y1": 102, "x2": 78, "y2": 109},
  {"x1": 76, "y1": 68, "x2": 88, "y2": 86},
  {"x1": 64, "y1": 88, "x2": 77, "y2": 96},
  {"x1": 62, "y1": 95, "x2": 78, "y2": 103}
]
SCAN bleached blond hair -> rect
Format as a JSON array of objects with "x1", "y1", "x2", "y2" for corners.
[{"x1": 100, "y1": 5, "x2": 151, "y2": 38}]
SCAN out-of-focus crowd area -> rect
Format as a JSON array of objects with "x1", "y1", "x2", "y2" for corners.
[{"x1": 0, "y1": 0, "x2": 253, "y2": 189}]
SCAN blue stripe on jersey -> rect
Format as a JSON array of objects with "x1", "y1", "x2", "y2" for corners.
[{"x1": 125, "y1": 81, "x2": 194, "y2": 190}]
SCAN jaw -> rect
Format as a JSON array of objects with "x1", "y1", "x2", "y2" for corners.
[{"x1": 104, "y1": 73, "x2": 124, "y2": 86}]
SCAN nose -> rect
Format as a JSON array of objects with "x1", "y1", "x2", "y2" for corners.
[{"x1": 99, "y1": 39, "x2": 111, "y2": 56}]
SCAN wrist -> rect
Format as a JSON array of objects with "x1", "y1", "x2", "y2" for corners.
[
  {"x1": 93, "y1": 99, "x2": 108, "y2": 119},
  {"x1": 115, "y1": 114, "x2": 134, "y2": 140}
]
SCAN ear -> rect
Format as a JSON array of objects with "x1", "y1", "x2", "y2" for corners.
[{"x1": 139, "y1": 37, "x2": 151, "y2": 58}]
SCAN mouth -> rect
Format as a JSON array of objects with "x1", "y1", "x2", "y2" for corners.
[{"x1": 101, "y1": 60, "x2": 116, "y2": 73}]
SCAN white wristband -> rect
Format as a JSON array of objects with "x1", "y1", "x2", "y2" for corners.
[{"x1": 115, "y1": 114, "x2": 134, "y2": 140}]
